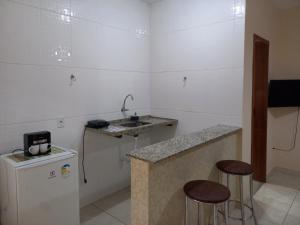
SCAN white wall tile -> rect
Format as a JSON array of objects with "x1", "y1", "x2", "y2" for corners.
[
  {"x1": 70, "y1": 0, "x2": 99, "y2": 23},
  {"x1": 101, "y1": 26, "x2": 150, "y2": 72},
  {"x1": 151, "y1": 69, "x2": 243, "y2": 116},
  {"x1": 151, "y1": 19, "x2": 244, "y2": 72},
  {"x1": 0, "y1": 1, "x2": 41, "y2": 64},
  {"x1": 71, "y1": 0, "x2": 150, "y2": 31},
  {"x1": 150, "y1": 0, "x2": 240, "y2": 35},
  {"x1": 97, "y1": 0, "x2": 149, "y2": 31},
  {"x1": 151, "y1": 108, "x2": 241, "y2": 135},
  {"x1": 40, "y1": 10, "x2": 72, "y2": 66},
  {"x1": 9, "y1": 0, "x2": 71, "y2": 15},
  {"x1": 8, "y1": 0, "x2": 40, "y2": 8},
  {"x1": 71, "y1": 19, "x2": 150, "y2": 72},
  {"x1": 40, "y1": 0, "x2": 71, "y2": 14},
  {"x1": 67, "y1": 69, "x2": 151, "y2": 116},
  {"x1": 0, "y1": 63, "x2": 74, "y2": 124},
  {"x1": 71, "y1": 18, "x2": 104, "y2": 69},
  {"x1": 0, "y1": 63, "x2": 43, "y2": 124},
  {"x1": 0, "y1": 62, "x2": 150, "y2": 125}
]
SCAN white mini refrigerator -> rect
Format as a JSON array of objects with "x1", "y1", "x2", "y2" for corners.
[{"x1": 0, "y1": 147, "x2": 80, "y2": 225}]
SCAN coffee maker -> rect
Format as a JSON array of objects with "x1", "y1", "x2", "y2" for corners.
[{"x1": 24, "y1": 131, "x2": 51, "y2": 156}]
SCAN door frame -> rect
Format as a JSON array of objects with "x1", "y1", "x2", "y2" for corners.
[{"x1": 251, "y1": 34, "x2": 270, "y2": 182}]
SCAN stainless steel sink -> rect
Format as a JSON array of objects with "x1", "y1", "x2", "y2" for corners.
[{"x1": 120, "y1": 121, "x2": 151, "y2": 128}]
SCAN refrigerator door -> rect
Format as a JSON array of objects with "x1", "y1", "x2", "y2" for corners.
[{"x1": 16, "y1": 155, "x2": 80, "y2": 225}]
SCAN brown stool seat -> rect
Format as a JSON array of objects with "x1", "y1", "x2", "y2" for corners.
[
  {"x1": 216, "y1": 160, "x2": 253, "y2": 176},
  {"x1": 184, "y1": 180, "x2": 230, "y2": 204}
]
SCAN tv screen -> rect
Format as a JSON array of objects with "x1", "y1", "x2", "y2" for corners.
[{"x1": 268, "y1": 80, "x2": 300, "y2": 107}]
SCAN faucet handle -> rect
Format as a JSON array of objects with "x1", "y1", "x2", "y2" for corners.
[{"x1": 130, "y1": 112, "x2": 139, "y2": 122}]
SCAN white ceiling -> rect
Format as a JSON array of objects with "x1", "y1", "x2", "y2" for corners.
[{"x1": 272, "y1": 0, "x2": 300, "y2": 10}]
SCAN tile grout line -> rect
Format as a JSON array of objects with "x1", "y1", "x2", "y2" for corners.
[
  {"x1": 0, "y1": 107, "x2": 151, "y2": 127},
  {"x1": 151, "y1": 66, "x2": 243, "y2": 74},
  {"x1": 281, "y1": 188, "x2": 300, "y2": 225},
  {"x1": 152, "y1": 106, "x2": 241, "y2": 117},
  {"x1": 91, "y1": 203, "x2": 128, "y2": 225},
  {"x1": 0, "y1": 60, "x2": 150, "y2": 75}
]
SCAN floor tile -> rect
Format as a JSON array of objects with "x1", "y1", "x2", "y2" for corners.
[
  {"x1": 93, "y1": 187, "x2": 131, "y2": 225},
  {"x1": 81, "y1": 211, "x2": 124, "y2": 225},
  {"x1": 283, "y1": 203, "x2": 300, "y2": 225},
  {"x1": 80, "y1": 204, "x2": 104, "y2": 223},
  {"x1": 268, "y1": 168, "x2": 300, "y2": 190},
  {"x1": 105, "y1": 198, "x2": 130, "y2": 225},
  {"x1": 253, "y1": 181, "x2": 297, "y2": 225},
  {"x1": 228, "y1": 207, "x2": 256, "y2": 225},
  {"x1": 93, "y1": 187, "x2": 130, "y2": 210},
  {"x1": 229, "y1": 202, "x2": 282, "y2": 225},
  {"x1": 253, "y1": 198, "x2": 289, "y2": 225},
  {"x1": 254, "y1": 183, "x2": 297, "y2": 205},
  {"x1": 291, "y1": 191, "x2": 300, "y2": 207}
]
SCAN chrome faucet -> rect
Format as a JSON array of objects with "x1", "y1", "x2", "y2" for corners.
[{"x1": 121, "y1": 94, "x2": 134, "y2": 113}]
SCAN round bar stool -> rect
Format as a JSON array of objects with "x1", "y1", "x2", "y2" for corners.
[
  {"x1": 183, "y1": 180, "x2": 230, "y2": 225},
  {"x1": 216, "y1": 160, "x2": 258, "y2": 225}
]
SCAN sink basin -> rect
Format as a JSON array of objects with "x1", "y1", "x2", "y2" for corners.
[{"x1": 120, "y1": 121, "x2": 151, "y2": 128}]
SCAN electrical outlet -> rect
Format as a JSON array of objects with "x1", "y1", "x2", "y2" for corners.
[{"x1": 57, "y1": 119, "x2": 65, "y2": 128}]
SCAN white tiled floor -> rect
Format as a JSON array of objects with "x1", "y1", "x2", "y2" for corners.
[
  {"x1": 260, "y1": 168, "x2": 300, "y2": 225},
  {"x1": 80, "y1": 168, "x2": 300, "y2": 225},
  {"x1": 81, "y1": 187, "x2": 131, "y2": 225},
  {"x1": 232, "y1": 167, "x2": 300, "y2": 225}
]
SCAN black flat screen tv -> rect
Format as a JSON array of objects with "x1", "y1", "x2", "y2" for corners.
[{"x1": 268, "y1": 80, "x2": 300, "y2": 107}]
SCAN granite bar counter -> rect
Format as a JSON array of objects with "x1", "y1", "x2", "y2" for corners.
[
  {"x1": 128, "y1": 124, "x2": 241, "y2": 163},
  {"x1": 129, "y1": 124, "x2": 242, "y2": 225}
]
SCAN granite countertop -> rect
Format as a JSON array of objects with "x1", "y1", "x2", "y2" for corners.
[
  {"x1": 128, "y1": 124, "x2": 241, "y2": 163},
  {"x1": 88, "y1": 115, "x2": 178, "y2": 137}
]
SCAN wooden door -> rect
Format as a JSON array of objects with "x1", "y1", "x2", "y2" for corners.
[{"x1": 251, "y1": 34, "x2": 269, "y2": 182}]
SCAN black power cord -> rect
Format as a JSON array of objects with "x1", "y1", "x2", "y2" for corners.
[
  {"x1": 82, "y1": 126, "x2": 88, "y2": 183},
  {"x1": 272, "y1": 107, "x2": 300, "y2": 152}
]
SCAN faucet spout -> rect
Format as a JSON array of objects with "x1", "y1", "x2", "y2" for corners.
[{"x1": 121, "y1": 94, "x2": 134, "y2": 113}]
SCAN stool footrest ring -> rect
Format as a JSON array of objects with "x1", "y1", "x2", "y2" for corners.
[{"x1": 218, "y1": 200, "x2": 254, "y2": 222}]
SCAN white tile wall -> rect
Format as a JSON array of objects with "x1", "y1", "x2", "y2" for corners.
[
  {"x1": 0, "y1": 0, "x2": 151, "y2": 205},
  {"x1": 151, "y1": 69, "x2": 243, "y2": 116},
  {"x1": 151, "y1": 19, "x2": 244, "y2": 72},
  {"x1": 150, "y1": 0, "x2": 245, "y2": 134},
  {"x1": 151, "y1": 0, "x2": 243, "y2": 34},
  {"x1": 0, "y1": 1, "x2": 41, "y2": 64},
  {"x1": 151, "y1": 108, "x2": 241, "y2": 135}
]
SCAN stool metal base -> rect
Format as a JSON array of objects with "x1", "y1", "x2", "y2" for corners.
[
  {"x1": 218, "y1": 171, "x2": 258, "y2": 225},
  {"x1": 219, "y1": 200, "x2": 254, "y2": 222},
  {"x1": 185, "y1": 196, "x2": 228, "y2": 225}
]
